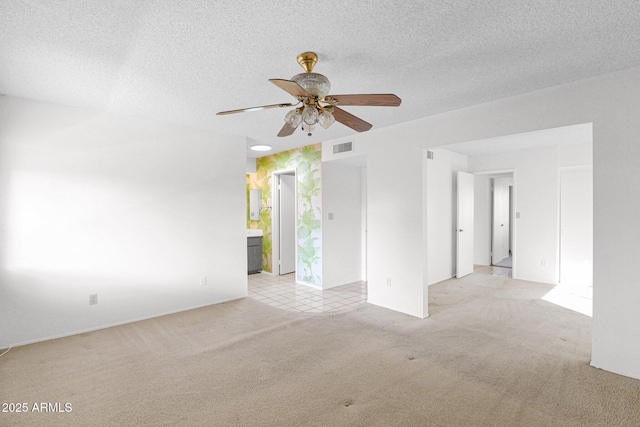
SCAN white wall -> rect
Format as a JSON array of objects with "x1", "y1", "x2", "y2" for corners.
[
  {"x1": 361, "y1": 167, "x2": 368, "y2": 281},
  {"x1": 323, "y1": 66, "x2": 640, "y2": 380},
  {"x1": 322, "y1": 161, "x2": 362, "y2": 289},
  {"x1": 426, "y1": 149, "x2": 468, "y2": 285},
  {"x1": 469, "y1": 143, "x2": 591, "y2": 284},
  {"x1": 246, "y1": 157, "x2": 257, "y2": 173},
  {"x1": 560, "y1": 167, "x2": 593, "y2": 286},
  {"x1": 0, "y1": 96, "x2": 247, "y2": 345},
  {"x1": 559, "y1": 142, "x2": 594, "y2": 167},
  {"x1": 323, "y1": 132, "x2": 428, "y2": 318}
]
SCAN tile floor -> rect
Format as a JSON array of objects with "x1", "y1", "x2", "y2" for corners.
[
  {"x1": 474, "y1": 264, "x2": 512, "y2": 278},
  {"x1": 248, "y1": 272, "x2": 367, "y2": 314}
]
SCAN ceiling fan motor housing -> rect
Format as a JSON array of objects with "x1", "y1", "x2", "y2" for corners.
[{"x1": 291, "y1": 73, "x2": 331, "y2": 98}]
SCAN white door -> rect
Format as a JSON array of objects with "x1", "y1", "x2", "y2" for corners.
[
  {"x1": 279, "y1": 173, "x2": 296, "y2": 275},
  {"x1": 492, "y1": 177, "x2": 511, "y2": 265},
  {"x1": 560, "y1": 168, "x2": 593, "y2": 286},
  {"x1": 456, "y1": 171, "x2": 474, "y2": 278}
]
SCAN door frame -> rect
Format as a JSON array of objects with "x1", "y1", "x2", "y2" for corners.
[
  {"x1": 272, "y1": 169, "x2": 297, "y2": 276},
  {"x1": 491, "y1": 176, "x2": 513, "y2": 266},
  {"x1": 474, "y1": 169, "x2": 517, "y2": 278}
]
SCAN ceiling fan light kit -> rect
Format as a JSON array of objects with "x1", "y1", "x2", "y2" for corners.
[
  {"x1": 217, "y1": 52, "x2": 401, "y2": 137},
  {"x1": 284, "y1": 109, "x2": 302, "y2": 127},
  {"x1": 318, "y1": 110, "x2": 335, "y2": 129}
]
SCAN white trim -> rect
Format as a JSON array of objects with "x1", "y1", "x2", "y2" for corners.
[
  {"x1": 7, "y1": 296, "x2": 245, "y2": 348},
  {"x1": 590, "y1": 360, "x2": 640, "y2": 381},
  {"x1": 271, "y1": 168, "x2": 297, "y2": 277},
  {"x1": 256, "y1": 270, "x2": 274, "y2": 277},
  {"x1": 473, "y1": 168, "x2": 515, "y2": 176},
  {"x1": 295, "y1": 279, "x2": 322, "y2": 289}
]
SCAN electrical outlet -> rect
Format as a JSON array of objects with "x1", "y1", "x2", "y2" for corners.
[
  {"x1": 541, "y1": 259, "x2": 547, "y2": 267},
  {"x1": 200, "y1": 276, "x2": 207, "y2": 286},
  {"x1": 386, "y1": 277, "x2": 392, "y2": 287},
  {"x1": 89, "y1": 294, "x2": 98, "y2": 305}
]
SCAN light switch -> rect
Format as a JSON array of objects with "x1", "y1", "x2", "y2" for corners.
[
  {"x1": 328, "y1": 213, "x2": 334, "y2": 220},
  {"x1": 516, "y1": 212, "x2": 521, "y2": 219}
]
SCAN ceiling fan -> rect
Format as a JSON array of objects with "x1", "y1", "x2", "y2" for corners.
[{"x1": 217, "y1": 52, "x2": 402, "y2": 137}]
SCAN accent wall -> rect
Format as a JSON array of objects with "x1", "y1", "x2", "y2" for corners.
[{"x1": 246, "y1": 144, "x2": 323, "y2": 286}]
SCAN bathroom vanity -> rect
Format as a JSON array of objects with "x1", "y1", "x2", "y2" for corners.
[{"x1": 247, "y1": 229, "x2": 263, "y2": 274}]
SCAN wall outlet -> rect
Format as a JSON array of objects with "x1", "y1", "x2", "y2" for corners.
[
  {"x1": 200, "y1": 276, "x2": 207, "y2": 286},
  {"x1": 89, "y1": 294, "x2": 98, "y2": 305},
  {"x1": 386, "y1": 277, "x2": 392, "y2": 287},
  {"x1": 541, "y1": 259, "x2": 547, "y2": 267}
]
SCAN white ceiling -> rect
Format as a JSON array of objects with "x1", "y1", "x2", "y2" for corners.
[
  {"x1": 1, "y1": 1, "x2": 639, "y2": 157},
  {"x1": 442, "y1": 123, "x2": 593, "y2": 157}
]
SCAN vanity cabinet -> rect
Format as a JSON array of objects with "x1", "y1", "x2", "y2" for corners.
[{"x1": 248, "y1": 236, "x2": 263, "y2": 274}]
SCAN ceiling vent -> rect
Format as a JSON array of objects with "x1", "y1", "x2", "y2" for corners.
[{"x1": 333, "y1": 141, "x2": 353, "y2": 154}]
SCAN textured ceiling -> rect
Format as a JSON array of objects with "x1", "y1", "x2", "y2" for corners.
[{"x1": 2, "y1": 1, "x2": 640, "y2": 157}]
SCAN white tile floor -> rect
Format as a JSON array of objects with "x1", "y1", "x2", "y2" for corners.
[
  {"x1": 248, "y1": 272, "x2": 367, "y2": 313},
  {"x1": 474, "y1": 264, "x2": 512, "y2": 278}
]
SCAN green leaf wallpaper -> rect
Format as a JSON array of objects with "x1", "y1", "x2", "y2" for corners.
[{"x1": 246, "y1": 143, "x2": 322, "y2": 286}]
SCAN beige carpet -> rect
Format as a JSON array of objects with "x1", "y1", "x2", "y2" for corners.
[{"x1": 2, "y1": 273, "x2": 640, "y2": 426}]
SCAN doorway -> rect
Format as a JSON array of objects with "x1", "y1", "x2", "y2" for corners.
[
  {"x1": 491, "y1": 176, "x2": 513, "y2": 268},
  {"x1": 467, "y1": 170, "x2": 516, "y2": 277},
  {"x1": 273, "y1": 171, "x2": 296, "y2": 276}
]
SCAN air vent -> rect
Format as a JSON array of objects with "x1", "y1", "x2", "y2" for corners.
[
  {"x1": 427, "y1": 150, "x2": 434, "y2": 160},
  {"x1": 333, "y1": 141, "x2": 353, "y2": 154}
]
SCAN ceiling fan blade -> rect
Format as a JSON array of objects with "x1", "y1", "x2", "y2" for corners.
[
  {"x1": 325, "y1": 94, "x2": 401, "y2": 107},
  {"x1": 277, "y1": 122, "x2": 298, "y2": 137},
  {"x1": 332, "y1": 107, "x2": 373, "y2": 132},
  {"x1": 216, "y1": 103, "x2": 293, "y2": 115},
  {"x1": 269, "y1": 79, "x2": 311, "y2": 98}
]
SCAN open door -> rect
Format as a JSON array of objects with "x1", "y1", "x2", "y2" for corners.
[
  {"x1": 278, "y1": 173, "x2": 296, "y2": 275},
  {"x1": 456, "y1": 171, "x2": 474, "y2": 278}
]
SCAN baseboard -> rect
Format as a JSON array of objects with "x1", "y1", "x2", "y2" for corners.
[
  {"x1": 590, "y1": 360, "x2": 640, "y2": 381},
  {"x1": 9, "y1": 295, "x2": 245, "y2": 348},
  {"x1": 296, "y1": 279, "x2": 321, "y2": 290}
]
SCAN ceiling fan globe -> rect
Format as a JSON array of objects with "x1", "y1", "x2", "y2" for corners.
[
  {"x1": 319, "y1": 110, "x2": 335, "y2": 129},
  {"x1": 302, "y1": 106, "x2": 319, "y2": 125},
  {"x1": 301, "y1": 122, "x2": 315, "y2": 136},
  {"x1": 284, "y1": 109, "x2": 302, "y2": 127}
]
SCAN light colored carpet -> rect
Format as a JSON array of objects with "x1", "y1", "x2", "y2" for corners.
[{"x1": 2, "y1": 273, "x2": 640, "y2": 426}]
